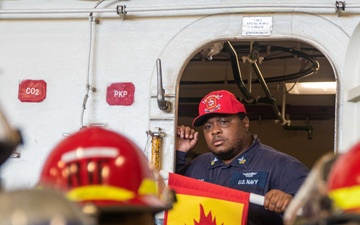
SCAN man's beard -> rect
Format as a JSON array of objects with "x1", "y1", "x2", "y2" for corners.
[{"x1": 211, "y1": 140, "x2": 243, "y2": 161}]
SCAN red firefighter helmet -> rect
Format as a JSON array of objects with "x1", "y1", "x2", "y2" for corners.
[
  {"x1": 327, "y1": 141, "x2": 360, "y2": 213},
  {"x1": 38, "y1": 126, "x2": 168, "y2": 213}
]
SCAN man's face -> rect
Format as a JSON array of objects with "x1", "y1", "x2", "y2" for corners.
[{"x1": 202, "y1": 114, "x2": 250, "y2": 161}]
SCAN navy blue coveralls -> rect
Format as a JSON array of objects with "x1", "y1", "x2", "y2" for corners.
[{"x1": 176, "y1": 135, "x2": 309, "y2": 225}]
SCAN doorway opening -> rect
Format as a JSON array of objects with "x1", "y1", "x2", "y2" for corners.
[{"x1": 178, "y1": 39, "x2": 336, "y2": 169}]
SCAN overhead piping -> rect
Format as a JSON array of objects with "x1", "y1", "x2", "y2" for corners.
[
  {"x1": 0, "y1": 2, "x2": 358, "y2": 17},
  {"x1": 225, "y1": 41, "x2": 288, "y2": 124},
  {"x1": 251, "y1": 62, "x2": 288, "y2": 125},
  {"x1": 225, "y1": 41, "x2": 316, "y2": 138},
  {"x1": 259, "y1": 46, "x2": 320, "y2": 83},
  {"x1": 0, "y1": 8, "x2": 117, "y2": 15},
  {"x1": 122, "y1": 2, "x2": 357, "y2": 14},
  {"x1": 185, "y1": 43, "x2": 320, "y2": 86},
  {"x1": 223, "y1": 41, "x2": 254, "y2": 102}
]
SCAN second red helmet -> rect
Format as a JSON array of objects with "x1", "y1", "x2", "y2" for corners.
[{"x1": 38, "y1": 126, "x2": 167, "y2": 213}]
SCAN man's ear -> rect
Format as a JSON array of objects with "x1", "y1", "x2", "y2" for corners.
[{"x1": 243, "y1": 116, "x2": 250, "y2": 130}]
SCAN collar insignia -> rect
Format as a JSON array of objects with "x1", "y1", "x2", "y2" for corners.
[
  {"x1": 238, "y1": 156, "x2": 246, "y2": 165},
  {"x1": 211, "y1": 157, "x2": 219, "y2": 166}
]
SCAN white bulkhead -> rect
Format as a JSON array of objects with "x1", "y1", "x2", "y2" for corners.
[{"x1": 0, "y1": 0, "x2": 360, "y2": 191}]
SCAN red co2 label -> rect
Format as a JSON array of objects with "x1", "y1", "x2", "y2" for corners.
[
  {"x1": 106, "y1": 82, "x2": 135, "y2": 106},
  {"x1": 18, "y1": 80, "x2": 47, "y2": 102}
]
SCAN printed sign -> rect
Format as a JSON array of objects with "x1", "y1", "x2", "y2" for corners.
[
  {"x1": 106, "y1": 82, "x2": 135, "y2": 106},
  {"x1": 18, "y1": 79, "x2": 47, "y2": 102},
  {"x1": 242, "y1": 17, "x2": 273, "y2": 36}
]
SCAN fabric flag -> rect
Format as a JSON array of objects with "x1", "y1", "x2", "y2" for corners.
[{"x1": 164, "y1": 173, "x2": 250, "y2": 225}]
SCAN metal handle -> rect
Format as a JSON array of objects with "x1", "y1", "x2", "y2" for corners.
[{"x1": 156, "y1": 59, "x2": 171, "y2": 112}]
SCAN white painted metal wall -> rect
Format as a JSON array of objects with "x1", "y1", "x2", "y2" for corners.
[{"x1": 0, "y1": 0, "x2": 360, "y2": 190}]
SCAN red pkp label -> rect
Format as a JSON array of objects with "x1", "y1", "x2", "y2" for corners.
[
  {"x1": 106, "y1": 82, "x2": 135, "y2": 106},
  {"x1": 18, "y1": 80, "x2": 47, "y2": 102}
]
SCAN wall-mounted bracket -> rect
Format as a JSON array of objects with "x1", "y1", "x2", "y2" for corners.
[
  {"x1": 116, "y1": 5, "x2": 127, "y2": 15},
  {"x1": 335, "y1": 1, "x2": 346, "y2": 15}
]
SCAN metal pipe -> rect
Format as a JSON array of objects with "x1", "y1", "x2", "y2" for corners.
[
  {"x1": 252, "y1": 62, "x2": 288, "y2": 125},
  {"x1": 259, "y1": 46, "x2": 320, "y2": 83},
  {"x1": 224, "y1": 41, "x2": 254, "y2": 102},
  {"x1": 123, "y1": 3, "x2": 360, "y2": 13},
  {"x1": 1, "y1": 3, "x2": 360, "y2": 16},
  {"x1": 156, "y1": 59, "x2": 171, "y2": 113},
  {"x1": 282, "y1": 90, "x2": 287, "y2": 121},
  {"x1": 0, "y1": 8, "x2": 117, "y2": 15},
  {"x1": 283, "y1": 125, "x2": 313, "y2": 140}
]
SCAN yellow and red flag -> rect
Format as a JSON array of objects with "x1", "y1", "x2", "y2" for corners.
[{"x1": 164, "y1": 173, "x2": 249, "y2": 225}]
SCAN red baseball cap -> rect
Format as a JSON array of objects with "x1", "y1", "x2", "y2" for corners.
[{"x1": 192, "y1": 90, "x2": 246, "y2": 127}]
